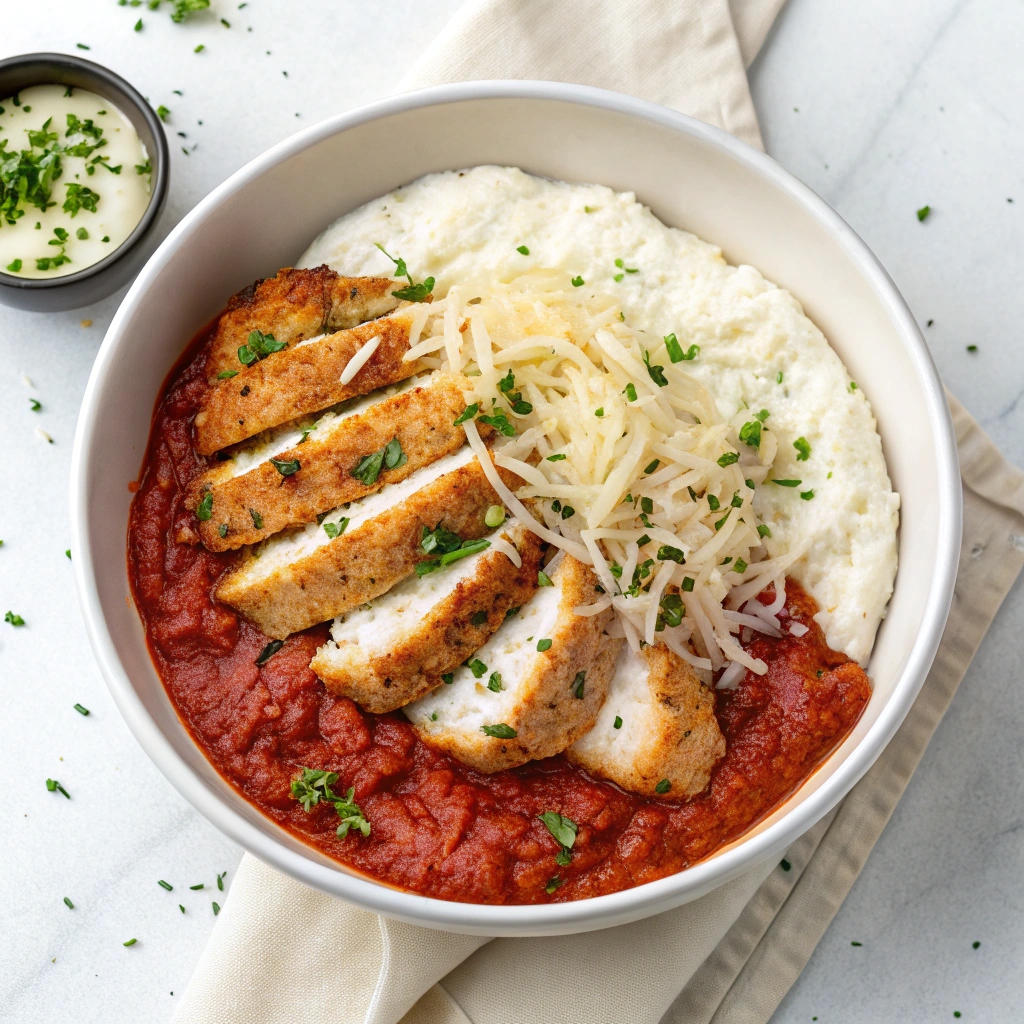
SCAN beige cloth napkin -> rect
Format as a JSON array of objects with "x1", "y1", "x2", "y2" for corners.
[{"x1": 172, "y1": 3, "x2": 1024, "y2": 1022}]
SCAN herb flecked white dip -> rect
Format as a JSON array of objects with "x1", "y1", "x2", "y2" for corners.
[{"x1": 0, "y1": 84, "x2": 152, "y2": 279}]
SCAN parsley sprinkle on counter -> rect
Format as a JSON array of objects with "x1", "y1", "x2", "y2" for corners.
[
  {"x1": 158, "y1": 880, "x2": 173, "y2": 891},
  {"x1": 967, "y1": 344, "x2": 978, "y2": 353},
  {"x1": 73, "y1": 703, "x2": 89, "y2": 715},
  {"x1": 28, "y1": 398, "x2": 41, "y2": 411},
  {"x1": 217, "y1": 872, "x2": 226, "y2": 891},
  {"x1": 46, "y1": 778, "x2": 70, "y2": 798},
  {"x1": 195, "y1": 491, "x2": 213, "y2": 520},
  {"x1": 189, "y1": 883, "x2": 204, "y2": 890},
  {"x1": 5, "y1": 611, "x2": 25, "y2": 626},
  {"x1": 537, "y1": 570, "x2": 553, "y2": 587},
  {"x1": 63, "y1": 897, "x2": 74, "y2": 909},
  {"x1": 156, "y1": 105, "x2": 170, "y2": 122},
  {"x1": 212, "y1": 902, "x2": 220, "y2": 915},
  {"x1": 916, "y1": 205, "x2": 931, "y2": 222},
  {"x1": 123, "y1": 938, "x2": 137, "y2": 947},
  {"x1": 134, "y1": 18, "x2": 144, "y2": 31},
  {"x1": 717, "y1": 452, "x2": 739, "y2": 467}
]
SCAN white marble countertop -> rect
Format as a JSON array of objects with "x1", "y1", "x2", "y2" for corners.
[{"x1": 1, "y1": 1, "x2": 1021, "y2": 1021}]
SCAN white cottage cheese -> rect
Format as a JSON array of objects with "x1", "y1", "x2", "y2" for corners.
[{"x1": 300, "y1": 166, "x2": 899, "y2": 665}]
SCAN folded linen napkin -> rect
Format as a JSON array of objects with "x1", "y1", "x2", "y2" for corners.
[{"x1": 172, "y1": 3, "x2": 1024, "y2": 1022}]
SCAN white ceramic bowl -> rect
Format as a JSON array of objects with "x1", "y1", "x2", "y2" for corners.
[{"x1": 70, "y1": 82, "x2": 961, "y2": 937}]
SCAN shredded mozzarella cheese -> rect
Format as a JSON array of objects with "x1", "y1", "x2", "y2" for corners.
[{"x1": 411, "y1": 271, "x2": 800, "y2": 675}]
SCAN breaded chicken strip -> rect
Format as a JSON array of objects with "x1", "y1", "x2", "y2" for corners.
[
  {"x1": 195, "y1": 308, "x2": 425, "y2": 455},
  {"x1": 216, "y1": 448, "x2": 521, "y2": 639},
  {"x1": 568, "y1": 643, "x2": 725, "y2": 799},
  {"x1": 404, "y1": 557, "x2": 622, "y2": 773},
  {"x1": 204, "y1": 266, "x2": 400, "y2": 377},
  {"x1": 190, "y1": 373, "x2": 473, "y2": 552},
  {"x1": 311, "y1": 523, "x2": 545, "y2": 713}
]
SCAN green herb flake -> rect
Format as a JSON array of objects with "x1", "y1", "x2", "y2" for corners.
[
  {"x1": 624, "y1": 382, "x2": 638, "y2": 402},
  {"x1": 644, "y1": 459, "x2": 660, "y2": 474},
  {"x1": 123, "y1": 938, "x2": 137, "y2": 947},
  {"x1": 681, "y1": 577, "x2": 695, "y2": 592},
  {"x1": 776, "y1": 371, "x2": 784, "y2": 384},
  {"x1": 189, "y1": 883, "x2": 204, "y2": 890},
  {"x1": 706, "y1": 494, "x2": 721, "y2": 512},
  {"x1": 73, "y1": 703, "x2": 89, "y2": 716},
  {"x1": 757, "y1": 523, "x2": 772, "y2": 539},
  {"x1": 560, "y1": 505, "x2": 575, "y2": 520},
  {"x1": 237, "y1": 328, "x2": 286, "y2": 366},
  {"x1": 477, "y1": 409, "x2": 516, "y2": 436},
  {"x1": 323, "y1": 518, "x2": 348, "y2": 539},
  {"x1": 46, "y1": 778, "x2": 70, "y2": 798},
  {"x1": 545, "y1": 876, "x2": 564, "y2": 894},
  {"x1": 454, "y1": 403, "x2": 479, "y2": 426},
  {"x1": 64, "y1": 896, "x2": 74, "y2": 908},
  {"x1": 642, "y1": 349, "x2": 668, "y2": 387},
  {"x1": 655, "y1": 779, "x2": 671, "y2": 794},
  {"x1": 851, "y1": 940, "x2": 862, "y2": 947},
  {"x1": 546, "y1": 452, "x2": 567, "y2": 462},
  {"x1": 158, "y1": 880, "x2": 173, "y2": 891},
  {"x1": 772, "y1": 478, "x2": 802, "y2": 487},
  {"x1": 800, "y1": 489, "x2": 815, "y2": 501},
  {"x1": 538, "y1": 811, "x2": 578, "y2": 853},
  {"x1": 537, "y1": 570, "x2": 553, "y2": 587},
  {"x1": 640, "y1": 496, "x2": 654, "y2": 515},
  {"x1": 255, "y1": 640, "x2": 284, "y2": 666},
  {"x1": 663, "y1": 332, "x2": 698, "y2": 362},
  {"x1": 613, "y1": 716, "x2": 623, "y2": 729},
  {"x1": 717, "y1": 451, "x2": 739, "y2": 467},
  {"x1": 572, "y1": 671, "x2": 586, "y2": 699},
  {"x1": 536, "y1": 638, "x2": 552, "y2": 652},
  {"x1": 65, "y1": 549, "x2": 72, "y2": 559},
  {"x1": 486, "y1": 672, "x2": 503, "y2": 692},
  {"x1": 733, "y1": 558, "x2": 747, "y2": 573},
  {"x1": 738, "y1": 420, "x2": 762, "y2": 449},
  {"x1": 179, "y1": 904, "x2": 185, "y2": 913},
  {"x1": 212, "y1": 902, "x2": 220, "y2": 915},
  {"x1": 657, "y1": 592, "x2": 684, "y2": 629},
  {"x1": 194, "y1": 44, "x2": 205, "y2": 52},
  {"x1": 516, "y1": 244, "x2": 530, "y2": 255},
  {"x1": 481, "y1": 723, "x2": 517, "y2": 739},
  {"x1": 28, "y1": 397, "x2": 42, "y2": 412},
  {"x1": 916, "y1": 205, "x2": 931, "y2": 222},
  {"x1": 657, "y1": 545, "x2": 686, "y2": 564},
  {"x1": 793, "y1": 436, "x2": 811, "y2": 461},
  {"x1": 217, "y1": 872, "x2": 226, "y2": 891},
  {"x1": 247, "y1": 507, "x2": 264, "y2": 530},
  {"x1": 465, "y1": 658, "x2": 488, "y2": 679},
  {"x1": 5, "y1": 611, "x2": 26, "y2": 627},
  {"x1": 967, "y1": 344, "x2": 978, "y2": 353},
  {"x1": 270, "y1": 457, "x2": 300, "y2": 477}
]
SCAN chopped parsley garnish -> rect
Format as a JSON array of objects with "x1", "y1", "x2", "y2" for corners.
[
  {"x1": 158, "y1": 880, "x2": 173, "y2": 891},
  {"x1": 537, "y1": 570, "x2": 553, "y2": 587},
  {"x1": 776, "y1": 371, "x2": 784, "y2": 384},
  {"x1": 466, "y1": 658, "x2": 488, "y2": 678},
  {"x1": 417, "y1": 524, "x2": 490, "y2": 576},
  {"x1": 374, "y1": 242, "x2": 434, "y2": 302},
  {"x1": 516, "y1": 244, "x2": 530, "y2": 255},
  {"x1": 255, "y1": 640, "x2": 284, "y2": 666},
  {"x1": 594, "y1": 407, "x2": 604, "y2": 417},
  {"x1": 536, "y1": 638, "x2": 552, "y2": 652},
  {"x1": 793, "y1": 436, "x2": 811, "y2": 461},
  {"x1": 733, "y1": 558, "x2": 747, "y2": 573},
  {"x1": 290, "y1": 767, "x2": 370, "y2": 838},
  {"x1": 189, "y1": 883, "x2": 204, "y2": 890},
  {"x1": 571, "y1": 275, "x2": 584, "y2": 287},
  {"x1": 800, "y1": 489, "x2": 815, "y2": 500},
  {"x1": 772, "y1": 478, "x2": 801, "y2": 487},
  {"x1": 156, "y1": 105, "x2": 170, "y2": 123},
  {"x1": 482, "y1": 723, "x2": 517, "y2": 739},
  {"x1": 613, "y1": 716, "x2": 623, "y2": 729},
  {"x1": 135, "y1": 158, "x2": 152, "y2": 176},
  {"x1": 453, "y1": 402, "x2": 479, "y2": 425},
  {"x1": 916, "y1": 205, "x2": 931, "y2": 222},
  {"x1": 546, "y1": 452, "x2": 567, "y2": 461},
  {"x1": 663, "y1": 333, "x2": 698, "y2": 362},
  {"x1": 657, "y1": 545, "x2": 686, "y2": 564},
  {"x1": 644, "y1": 459, "x2": 660, "y2": 474},
  {"x1": 967, "y1": 344, "x2": 978, "y2": 353},
  {"x1": 169, "y1": 0, "x2": 211, "y2": 22},
  {"x1": 545, "y1": 876, "x2": 564, "y2": 894},
  {"x1": 717, "y1": 451, "x2": 739, "y2": 467},
  {"x1": 63, "y1": 183, "x2": 100, "y2": 217},
  {"x1": 560, "y1": 505, "x2": 575, "y2": 520},
  {"x1": 757, "y1": 523, "x2": 772, "y2": 538},
  {"x1": 212, "y1": 902, "x2": 221, "y2": 915},
  {"x1": 217, "y1": 872, "x2": 226, "y2": 891},
  {"x1": 237, "y1": 328, "x2": 286, "y2": 365},
  {"x1": 64, "y1": 897, "x2": 74, "y2": 909},
  {"x1": 657, "y1": 592, "x2": 684, "y2": 630},
  {"x1": 73, "y1": 704, "x2": 89, "y2": 715},
  {"x1": 486, "y1": 672, "x2": 503, "y2": 692},
  {"x1": 681, "y1": 576, "x2": 695, "y2": 592},
  {"x1": 642, "y1": 349, "x2": 668, "y2": 387},
  {"x1": 249, "y1": 508, "x2": 264, "y2": 530},
  {"x1": 738, "y1": 419, "x2": 762, "y2": 449},
  {"x1": 707, "y1": 494, "x2": 721, "y2": 512},
  {"x1": 270, "y1": 456, "x2": 301, "y2": 476},
  {"x1": 538, "y1": 812, "x2": 578, "y2": 867},
  {"x1": 351, "y1": 436, "x2": 405, "y2": 485},
  {"x1": 46, "y1": 778, "x2": 70, "y2": 798},
  {"x1": 640, "y1": 496, "x2": 654, "y2": 515},
  {"x1": 497, "y1": 369, "x2": 533, "y2": 414},
  {"x1": 194, "y1": 490, "x2": 211, "y2": 520},
  {"x1": 849, "y1": 381, "x2": 858, "y2": 392},
  {"x1": 217, "y1": 523, "x2": 228, "y2": 538},
  {"x1": 322, "y1": 518, "x2": 348, "y2": 539},
  {"x1": 654, "y1": 778, "x2": 671, "y2": 794},
  {"x1": 484, "y1": 505, "x2": 506, "y2": 528},
  {"x1": 624, "y1": 382, "x2": 638, "y2": 402},
  {"x1": 441, "y1": 673, "x2": 454, "y2": 684},
  {"x1": 6, "y1": 259, "x2": 23, "y2": 272},
  {"x1": 477, "y1": 409, "x2": 516, "y2": 436},
  {"x1": 572, "y1": 671, "x2": 586, "y2": 698},
  {"x1": 714, "y1": 511, "x2": 731, "y2": 530}
]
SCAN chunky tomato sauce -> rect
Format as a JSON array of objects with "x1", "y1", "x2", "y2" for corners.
[{"x1": 127, "y1": 329, "x2": 871, "y2": 904}]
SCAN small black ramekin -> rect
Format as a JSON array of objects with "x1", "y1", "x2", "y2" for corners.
[{"x1": 0, "y1": 52, "x2": 169, "y2": 312}]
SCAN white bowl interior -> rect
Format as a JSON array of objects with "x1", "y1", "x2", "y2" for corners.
[{"x1": 72, "y1": 85, "x2": 959, "y2": 936}]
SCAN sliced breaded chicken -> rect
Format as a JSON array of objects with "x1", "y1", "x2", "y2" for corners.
[
  {"x1": 568, "y1": 643, "x2": 725, "y2": 799},
  {"x1": 404, "y1": 557, "x2": 622, "y2": 773},
  {"x1": 190, "y1": 373, "x2": 473, "y2": 551},
  {"x1": 195, "y1": 307, "x2": 425, "y2": 455},
  {"x1": 204, "y1": 266, "x2": 401, "y2": 377},
  {"x1": 216, "y1": 447, "x2": 521, "y2": 639},
  {"x1": 310, "y1": 523, "x2": 545, "y2": 713}
]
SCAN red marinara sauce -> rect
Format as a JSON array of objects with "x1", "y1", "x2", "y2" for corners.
[{"x1": 127, "y1": 327, "x2": 872, "y2": 905}]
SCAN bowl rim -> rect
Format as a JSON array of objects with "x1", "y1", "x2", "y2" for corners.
[
  {"x1": 69, "y1": 79, "x2": 962, "y2": 935},
  {"x1": 0, "y1": 51, "x2": 170, "y2": 291}
]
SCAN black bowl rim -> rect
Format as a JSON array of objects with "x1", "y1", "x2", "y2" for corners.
[{"x1": 0, "y1": 51, "x2": 170, "y2": 291}]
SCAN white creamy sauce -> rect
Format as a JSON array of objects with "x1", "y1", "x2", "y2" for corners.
[
  {"x1": 0, "y1": 85, "x2": 152, "y2": 279},
  {"x1": 301, "y1": 166, "x2": 899, "y2": 665}
]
